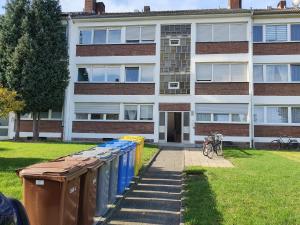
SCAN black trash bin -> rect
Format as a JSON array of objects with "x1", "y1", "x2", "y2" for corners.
[{"x1": 0, "y1": 192, "x2": 16, "y2": 225}]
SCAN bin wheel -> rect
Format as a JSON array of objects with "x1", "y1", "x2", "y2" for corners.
[{"x1": 8, "y1": 198, "x2": 31, "y2": 225}]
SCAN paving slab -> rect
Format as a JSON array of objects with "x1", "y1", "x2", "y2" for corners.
[
  {"x1": 185, "y1": 148, "x2": 234, "y2": 168},
  {"x1": 107, "y1": 148, "x2": 184, "y2": 225}
]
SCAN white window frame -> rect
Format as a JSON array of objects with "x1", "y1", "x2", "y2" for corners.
[
  {"x1": 21, "y1": 110, "x2": 62, "y2": 121},
  {"x1": 125, "y1": 66, "x2": 141, "y2": 83},
  {"x1": 253, "y1": 64, "x2": 300, "y2": 84},
  {"x1": 123, "y1": 104, "x2": 154, "y2": 122},
  {"x1": 254, "y1": 106, "x2": 300, "y2": 126},
  {"x1": 91, "y1": 66, "x2": 121, "y2": 83},
  {"x1": 196, "y1": 63, "x2": 248, "y2": 83},
  {"x1": 196, "y1": 112, "x2": 248, "y2": 124},
  {"x1": 75, "y1": 113, "x2": 120, "y2": 121},
  {"x1": 0, "y1": 118, "x2": 9, "y2": 137},
  {"x1": 125, "y1": 25, "x2": 156, "y2": 44},
  {"x1": 79, "y1": 27, "x2": 122, "y2": 45}
]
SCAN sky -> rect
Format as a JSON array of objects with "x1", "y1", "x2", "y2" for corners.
[{"x1": 0, "y1": 0, "x2": 295, "y2": 15}]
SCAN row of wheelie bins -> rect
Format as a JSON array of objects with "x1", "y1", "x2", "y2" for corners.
[{"x1": 16, "y1": 136, "x2": 145, "y2": 225}]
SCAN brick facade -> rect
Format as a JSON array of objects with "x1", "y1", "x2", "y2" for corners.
[
  {"x1": 196, "y1": 42, "x2": 248, "y2": 54},
  {"x1": 20, "y1": 120, "x2": 62, "y2": 133},
  {"x1": 195, "y1": 82, "x2": 249, "y2": 95},
  {"x1": 72, "y1": 121, "x2": 154, "y2": 134},
  {"x1": 253, "y1": 43, "x2": 300, "y2": 55},
  {"x1": 74, "y1": 83, "x2": 155, "y2": 95},
  {"x1": 254, "y1": 84, "x2": 300, "y2": 96},
  {"x1": 159, "y1": 103, "x2": 191, "y2": 111},
  {"x1": 255, "y1": 125, "x2": 300, "y2": 137},
  {"x1": 195, "y1": 123, "x2": 249, "y2": 136},
  {"x1": 76, "y1": 44, "x2": 156, "y2": 56}
]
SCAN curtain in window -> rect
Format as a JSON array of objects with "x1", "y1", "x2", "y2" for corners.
[
  {"x1": 292, "y1": 107, "x2": 300, "y2": 123},
  {"x1": 266, "y1": 65, "x2": 288, "y2": 82},
  {"x1": 291, "y1": 65, "x2": 300, "y2": 82},
  {"x1": 197, "y1": 24, "x2": 212, "y2": 42},
  {"x1": 266, "y1": 25, "x2": 287, "y2": 42},
  {"x1": 140, "y1": 105, "x2": 153, "y2": 120},
  {"x1": 291, "y1": 24, "x2": 300, "y2": 41},
  {"x1": 125, "y1": 105, "x2": 138, "y2": 120},
  {"x1": 196, "y1": 64, "x2": 212, "y2": 81},
  {"x1": 253, "y1": 65, "x2": 264, "y2": 83},
  {"x1": 267, "y1": 107, "x2": 288, "y2": 123}
]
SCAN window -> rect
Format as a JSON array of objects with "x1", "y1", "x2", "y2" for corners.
[
  {"x1": 126, "y1": 26, "x2": 155, "y2": 43},
  {"x1": 292, "y1": 107, "x2": 300, "y2": 123},
  {"x1": 91, "y1": 114, "x2": 104, "y2": 120},
  {"x1": 253, "y1": 65, "x2": 264, "y2": 83},
  {"x1": 124, "y1": 105, "x2": 138, "y2": 120},
  {"x1": 125, "y1": 67, "x2": 139, "y2": 82},
  {"x1": 79, "y1": 30, "x2": 92, "y2": 44},
  {"x1": 21, "y1": 113, "x2": 32, "y2": 119},
  {"x1": 0, "y1": 129, "x2": 8, "y2": 136},
  {"x1": 140, "y1": 105, "x2": 153, "y2": 120},
  {"x1": 169, "y1": 39, "x2": 180, "y2": 46},
  {"x1": 214, "y1": 114, "x2": 230, "y2": 122},
  {"x1": 108, "y1": 29, "x2": 121, "y2": 43},
  {"x1": 106, "y1": 67, "x2": 120, "y2": 82},
  {"x1": 76, "y1": 113, "x2": 89, "y2": 120},
  {"x1": 291, "y1": 24, "x2": 300, "y2": 41},
  {"x1": 195, "y1": 104, "x2": 248, "y2": 123},
  {"x1": 92, "y1": 67, "x2": 106, "y2": 82},
  {"x1": 106, "y1": 114, "x2": 119, "y2": 120},
  {"x1": 168, "y1": 82, "x2": 180, "y2": 90},
  {"x1": 266, "y1": 65, "x2": 288, "y2": 82},
  {"x1": 94, "y1": 29, "x2": 106, "y2": 44},
  {"x1": 266, "y1": 25, "x2": 287, "y2": 42},
  {"x1": 88, "y1": 66, "x2": 120, "y2": 83},
  {"x1": 159, "y1": 112, "x2": 165, "y2": 126},
  {"x1": 78, "y1": 68, "x2": 90, "y2": 82},
  {"x1": 40, "y1": 112, "x2": 49, "y2": 119},
  {"x1": 253, "y1": 25, "x2": 263, "y2": 42},
  {"x1": 254, "y1": 106, "x2": 264, "y2": 123},
  {"x1": 267, "y1": 107, "x2": 288, "y2": 123},
  {"x1": 197, "y1": 23, "x2": 247, "y2": 42},
  {"x1": 291, "y1": 65, "x2": 300, "y2": 82},
  {"x1": 52, "y1": 111, "x2": 62, "y2": 119},
  {"x1": 75, "y1": 103, "x2": 120, "y2": 121},
  {"x1": 141, "y1": 65, "x2": 154, "y2": 82},
  {"x1": 0, "y1": 119, "x2": 8, "y2": 127},
  {"x1": 196, "y1": 63, "x2": 247, "y2": 82}
]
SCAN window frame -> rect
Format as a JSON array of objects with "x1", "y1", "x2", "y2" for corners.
[
  {"x1": 123, "y1": 104, "x2": 154, "y2": 121},
  {"x1": 21, "y1": 110, "x2": 62, "y2": 121},
  {"x1": 196, "y1": 112, "x2": 248, "y2": 124},
  {"x1": 125, "y1": 25, "x2": 156, "y2": 44},
  {"x1": 0, "y1": 118, "x2": 9, "y2": 137},
  {"x1": 75, "y1": 113, "x2": 120, "y2": 121},
  {"x1": 79, "y1": 27, "x2": 122, "y2": 45}
]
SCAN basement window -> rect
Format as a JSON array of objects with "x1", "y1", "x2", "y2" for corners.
[
  {"x1": 169, "y1": 39, "x2": 180, "y2": 46},
  {"x1": 168, "y1": 82, "x2": 180, "y2": 90}
]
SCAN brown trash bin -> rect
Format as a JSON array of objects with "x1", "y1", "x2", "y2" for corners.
[
  {"x1": 17, "y1": 160, "x2": 87, "y2": 225},
  {"x1": 59, "y1": 156, "x2": 103, "y2": 225}
]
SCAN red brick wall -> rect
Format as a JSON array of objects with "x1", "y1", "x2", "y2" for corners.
[
  {"x1": 195, "y1": 123, "x2": 249, "y2": 136},
  {"x1": 253, "y1": 43, "x2": 300, "y2": 55},
  {"x1": 255, "y1": 125, "x2": 300, "y2": 137},
  {"x1": 254, "y1": 84, "x2": 300, "y2": 96},
  {"x1": 195, "y1": 82, "x2": 249, "y2": 95},
  {"x1": 159, "y1": 103, "x2": 190, "y2": 111},
  {"x1": 72, "y1": 121, "x2": 154, "y2": 134},
  {"x1": 20, "y1": 120, "x2": 62, "y2": 133},
  {"x1": 76, "y1": 44, "x2": 156, "y2": 56},
  {"x1": 74, "y1": 83, "x2": 155, "y2": 95},
  {"x1": 196, "y1": 42, "x2": 248, "y2": 54}
]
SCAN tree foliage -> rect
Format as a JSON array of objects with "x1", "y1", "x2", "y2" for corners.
[{"x1": 0, "y1": 87, "x2": 25, "y2": 118}]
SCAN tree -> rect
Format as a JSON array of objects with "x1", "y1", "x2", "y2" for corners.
[
  {"x1": 23, "y1": 0, "x2": 69, "y2": 140},
  {"x1": 0, "y1": 87, "x2": 24, "y2": 118},
  {"x1": 0, "y1": 0, "x2": 30, "y2": 139}
]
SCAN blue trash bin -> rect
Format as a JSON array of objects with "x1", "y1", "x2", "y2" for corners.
[{"x1": 0, "y1": 193, "x2": 16, "y2": 225}]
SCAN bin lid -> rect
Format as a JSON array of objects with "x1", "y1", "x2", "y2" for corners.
[
  {"x1": 18, "y1": 160, "x2": 87, "y2": 182},
  {"x1": 58, "y1": 157, "x2": 103, "y2": 170}
]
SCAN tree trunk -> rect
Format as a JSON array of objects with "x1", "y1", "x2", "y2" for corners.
[
  {"x1": 14, "y1": 112, "x2": 21, "y2": 141},
  {"x1": 32, "y1": 112, "x2": 39, "y2": 141}
]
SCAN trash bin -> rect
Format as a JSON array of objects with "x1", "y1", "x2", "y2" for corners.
[
  {"x1": 8, "y1": 197, "x2": 30, "y2": 225},
  {"x1": 56, "y1": 156, "x2": 103, "y2": 225},
  {"x1": 121, "y1": 136, "x2": 145, "y2": 176},
  {"x1": 72, "y1": 147, "x2": 115, "y2": 217},
  {"x1": 0, "y1": 193, "x2": 16, "y2": 225},
  {"x1": 17, "y1": 160, "x2": 87, "y2": 225}
]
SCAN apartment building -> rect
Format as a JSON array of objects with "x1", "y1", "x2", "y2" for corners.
[{"x1": 3, "y1": 0, "x2": 300, "y2": 148}]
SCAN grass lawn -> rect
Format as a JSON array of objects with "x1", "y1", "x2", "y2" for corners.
[
  {"x1": 184, "y1": 149, "x2": 300, "y2": 225},
  {"x1": 0, "y1": 141, "x2": 158, "y2": 200}
]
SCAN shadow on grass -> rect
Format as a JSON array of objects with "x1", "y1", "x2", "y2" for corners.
[
  {"x1": 0, "y1": 157, "x2": 47, "y2": 172},
  {"x1": 184, "y1": 169, "x2": 223, "y2": 225},
  {"x1": 224, "y1": 148, "x2": 254, "y2": 159}
]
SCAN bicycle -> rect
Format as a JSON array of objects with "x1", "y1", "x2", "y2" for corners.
[
  {"x1": 203, "y1": 133, "x2": 223, "y2": 159},
  {"x1": 269, "y1": 136, "x2": 299, "y2": 150}
]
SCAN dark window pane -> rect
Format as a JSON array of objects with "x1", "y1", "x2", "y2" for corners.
[
  {"x1": 291, "y1": 24, "x2": 300, "y2": 41},
  {"x1": 291, "y1": 64, "x2": 300, "y2": 82},
  {"x1": 76, "y1": 113, "x2": 88, "y2": 120},
  {"x1": 184, "y1": 133, "x2": 190, "y2": 141},
  {"x1": 292, "y1": 108, "x2": 300, "y2": 123},
  {"x1": 0, "y1": 129, "x2": 8, "y2": 136},
  {"x1": 159, "y1": 132, "x2": 165, "y2": 140},
  {"x1": 78, "y1": 68, "x2": 90, "y2": 82},
  {"x1": 253, "y1": 26, "x2": 263, "y2": 42},
  {"x1": 159, "y1": 112, "x2": 165, "y2": 126},
  {"x1": 40, "y1": 112, "x2": 49, "y2": 119},
  {"x1": 184, "y1": 112, "x2": 189, "y2": 127},
  {"x1": 106, "y1": 114, "x2": 119, "y2": 120},
  {"x1": 52, "y1": 111, "x2": 62, "y2": 119},
  {"x1": 125, "y1": 67, "x2": 139, "y2": 82},
  {"x1": 91, "y1": 114, "x2": 104, "y2": 120}
]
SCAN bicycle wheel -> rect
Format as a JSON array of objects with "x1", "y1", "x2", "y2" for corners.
[
  {"x1": 216, "y1": 144, "x2": 223, "y2": 156},
  {"x1": 203, "y1": 143, "x2": 209, "y2": 156},
  {"x1": 207, "y1": 144, "x2": 214, "y2": 159},
  {"x1": 269, "y1": 140, "x2": 281, "y2": 150}
]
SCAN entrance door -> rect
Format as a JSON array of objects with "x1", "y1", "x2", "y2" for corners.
[{"x1": 167, "y1": 112, "x2": 182, "y2": 143}]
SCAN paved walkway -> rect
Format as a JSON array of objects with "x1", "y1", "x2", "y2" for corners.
[
  {"x1": 185, "y1": 148, "x2": 234, "y2": 168},
  {"x1": 107, "y1": 148, "x2": 184, "y2": 225}
]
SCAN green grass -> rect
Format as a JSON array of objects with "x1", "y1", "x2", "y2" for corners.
[
  {"x1": 184, "y1": 149, "x2": 300, "y2": 225},
  {"x1": 0, "y1": 141, "x2": 158, "y2": 200}
]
